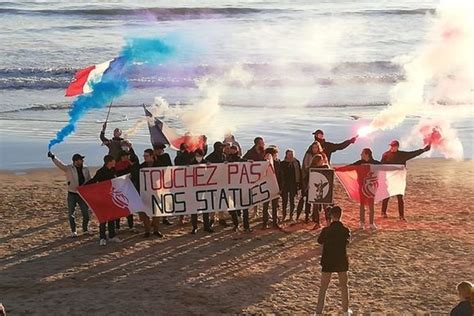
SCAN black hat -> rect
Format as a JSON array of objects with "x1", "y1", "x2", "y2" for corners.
[
  {"x1": 103, "y1": 155, "x2": 115, "y2": 164},
  {"x1": 390, "y1": 140, "x2": 400, "y2": 147},
  {"x1": 72, "y1": 153, "x2": 85, "y2": 161},
  {"x1": 312, "y1": 129, "x2": 324, "y2": 135}
]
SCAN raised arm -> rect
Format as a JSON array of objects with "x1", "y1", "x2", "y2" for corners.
[
  {"x1": 100, "y1": 122, "x2": 110, "y2": 144},
  {"x1": 48, "y1": 151, "x2": 67, "y2": 172},
  {"x1": 326, "y1": 136, "x2": 357, "y2": 154},
  {"x1": 401, "y1": 145, "x2": 430, "y2": 161}
]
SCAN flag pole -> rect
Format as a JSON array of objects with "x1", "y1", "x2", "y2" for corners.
[{"x1": 105, "y1": 101, "x2": 113, "y2": 124}]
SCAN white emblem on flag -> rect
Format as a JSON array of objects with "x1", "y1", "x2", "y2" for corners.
[
  {"x1": 311, "y1": 173, "x2": 330, "y2": 201},
  {"x1": 110, "y1": 186, "x2": 129, "y2": 209},
  {"x1": 362, "y1": 171, "x2": 378, "y2": 198}
]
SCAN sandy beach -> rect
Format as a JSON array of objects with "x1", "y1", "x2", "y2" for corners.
[{"x1": 0, "y1": 158, "x2": 473, "y2": 315}]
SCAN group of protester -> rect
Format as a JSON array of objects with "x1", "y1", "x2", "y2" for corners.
[{"x1": 43, "y1": 122, "x2": 473, "y2": 316}]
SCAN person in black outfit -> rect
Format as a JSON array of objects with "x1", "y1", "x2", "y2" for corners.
[
  {"x1": 226, "y1": 145, "x2": 252, "y2": 233},
  {"x1": 243, "y1": 137, "x2": 265, "y2": 162},
  {"x1": 174, "y1": 143, "x2": 194, "y2": 225},
  {"x1": 153, "y1": 143, "x2": 174, "y2": 226},
  {"x1": 450, "y1": 281, "x2": 473, "y2": 316},
  {"x1": 206, "y1": 141, "x2": 229, "y2": 227},
  {"x1": 190, "y1": 149, "x2": 214, "y2": 234},
  {"x1": 312, "y1": 129, "x2": 357, "y2": 163},
  {"x1": 86, "y1": 155, "x2": 121, "y2": 246},
  {"x1": 316, "y1": 206, "x2": 351, "y2": 315},
  {"x1": 261, "y1": 147, "x2": 281, "y2": 229},
  {"x1": 380, "y1": 140, "x2": 431, "y2": 220},
  {"x1": 351, "y1": 148, "x2": 381, "y2": 230},
  {"x1": 279, "y1": 149, "x2": 302, "y2": 222}
]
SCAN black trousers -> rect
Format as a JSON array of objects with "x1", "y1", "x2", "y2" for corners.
[
  {"x1": 115, "y1": 214, "x2": 134, "y2": 230},
  {"x1": 381, "y1": 195, "x2": 405, "y2": 218},
  {"x1": 191, "y1": 212, "x2": 211, "y2": 230},
  {"x1": 99, "y1": 221, "x2": 116, "y2": 239},
  {"x1": 230, "y1": 209, "x2": 250, "y2": 229},
  {"x1": 281, "y1": 190, "x2": 296, "y2": 220},
  {"x1": 263, "y1": 198, "x2": 279, "y2": 226}
]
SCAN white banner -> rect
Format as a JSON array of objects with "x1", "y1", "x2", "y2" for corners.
[{"x1": 140, "y1": 161, "x2": 279, "y2": 216}]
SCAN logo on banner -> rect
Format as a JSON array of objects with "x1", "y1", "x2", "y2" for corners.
[
  {"x1": 362, "y1": 171, "x2": 378, "y2": 198},
  {"x1": 308, "y1": 168, "x2": 334, "y2": 204},
  {"x1": 111, "y1": 185, "x2": 129, "y2": 209}
]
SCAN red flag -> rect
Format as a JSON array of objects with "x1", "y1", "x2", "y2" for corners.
[
  {"x1": 335, "y1": 164, "x2": 407, "y2": 205},
  {"x1": 77, "y1": 175, "x2": 149, "y2": 223}
]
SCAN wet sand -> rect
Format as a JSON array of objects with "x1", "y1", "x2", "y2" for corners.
[{"x1": 0, "y1": 159, "x2": 473, "y2": 315}]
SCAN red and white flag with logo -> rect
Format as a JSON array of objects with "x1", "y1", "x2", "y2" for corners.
[
  {"x1": 77, "y1": 175, "x2": 150, "y2": 223},
  {"x1": 334, "y1": 164, "x2": 407, "y2": 205}
]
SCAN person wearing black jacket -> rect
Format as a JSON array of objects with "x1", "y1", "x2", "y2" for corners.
[
  {"x1": 279, "y1": 149, "x2": 302, "y2": 222},
  {"x1": 243, "y1": 137, "x2": 265, "y2": 162},
  {"x1": 351, "y1": 148, "x2": 381, "y2": 230},
  {"x1": 380, "y1": 140, "x2": 431, "y2": 220},
  {"x1": 100, "y1": 122, "x2": 135, "y2": 161},
  {"x1": 206, "y1": 141, "x2": 229, "y2": 227},
  {"x1": 190, "y1": 149, "x2": 214, "y2": 234},
  {"x1": 262, "y1": 147, "x2": 281, "y2": 229},
  {"x1": 226, "y1": 145, "x2": 252, "y2": 233},
  {"x1": 316, "y1": 206, "x2": 351, "y2": 315},
  {"x1": 311, "y1": 129, "x2": 357, "y2": 163},
  {"x1": 153, "y1": 143, "x2": 174, "y2": 226},
  {"x1": 86, "y1": 155, "x2": 121, "y2": 246}
]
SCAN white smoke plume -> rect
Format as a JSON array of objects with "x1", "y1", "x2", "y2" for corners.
[{"x1": 365, "y1": 0, "x2": 473, "y2": 159}]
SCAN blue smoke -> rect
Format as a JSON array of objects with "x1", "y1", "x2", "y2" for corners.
[{"x1": 48, "y1": 37, "x2": 175, "y2": 150}]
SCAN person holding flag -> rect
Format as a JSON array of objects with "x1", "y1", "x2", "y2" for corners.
[
  {"x1": 351, "y1": 148, "x2": 381, "y2": 230},
  {"x1": 47, "y1": 151, "x2": 91, "y2": 238},
  {"x1": 100, "y1": 122, "x2": 135, "y2": 162},
  {"x1": 311, "y1": 129, "x2": 357, "y2": 163},
  {"x1": 380, "y1": 140, "x2": 431, "y2": 220}
]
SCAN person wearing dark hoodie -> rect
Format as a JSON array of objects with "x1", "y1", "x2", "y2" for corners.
[
  {"x1": 86, "y1": 155, "x2": 121, "y2": 246},
  {"x1": 243, "y1": 137, "x2": 266, "y2": 162},
  {"x1": 205, "y1": 141, "x2": 229, "y2": 227},
  {"x1": 174, "y1": 143, "x2": 194, "y2": 225},
  {"x1": 100, "y1": 122, "x2": 135, "y2": 161},
  {"x1": 153, "y1": 143, "x2": 173, "y2": 226},
  {"x1": 309, "y1": 129, "x2": 357, "y2": 164},
  {"x1": 351, "y1": 148, "x2": 381, "y2": 230},
  {"x1": 261, "y1": 146, "x2": 281, "y2": 229},
  {"x1": 279, "y1": 149, "x2": 302, "y2": 222},
  {"x1": 226, "y1": 145, "x2": 252, "y2": 233},
  {"x1": 190, "y1": 149, "x2": 213, "y2": 234},
  {"x1": 380, "y1": 140, "x2": 431, "y2": 220}
]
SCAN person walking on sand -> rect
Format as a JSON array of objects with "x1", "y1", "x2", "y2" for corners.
[
  {"x1": 47, "y1": 151, "x2": 91, "y2": 238},
  {"x1": 86, "y1": 155, "x2": 122, "y2": 246},
  {"x1": 450, "y1": 281, "x2": 473, "y2": 316},
  {"x1": 315, "y1": 206, "x2": 352, "y2": 316},
  {"x1": 351, "y1": 148, "x2": 381, "y2": 230},
  {"x1": 279, "y1": 149, "x2": 302, "y2": 222},
  {"x1": 380, "y1": 140, "x2": 431, "y2": 220}
]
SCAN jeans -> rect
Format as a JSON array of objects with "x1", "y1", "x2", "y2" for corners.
[
  {"x1": 381, "y1": 195, "x2": 405, "y2": 218},
  {"x1": 67, "y1": 192, "x2": 90, "y2": 233},
  {"x1": 263, "y1": 198, "x2": 279, "y2": 226},
  {"x1": 281, "y1": 190, "x2": 296, "y2": 220},
  {"x1": 230, "y1": 209, "x2": 250, "y2": 229},
  {"x1": 99, "y1": 221, "x2": 116, "y2": 240}
]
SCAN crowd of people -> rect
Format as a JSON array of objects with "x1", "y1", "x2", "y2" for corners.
[{"x1": 41, "y1": 123, "x2": 471, "y2": 315}]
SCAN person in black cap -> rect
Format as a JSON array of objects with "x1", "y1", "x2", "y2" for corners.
[
  {"x1": 310, "y1": 130, "x2": 357, "y2": 164},
  {"x1": 86, "y1": 155, "x2": 122, "y2": 246},
  {"x1": 315, "y1": 206, "x2": 352, "y2": 316},
  {"x1": 380, "y1": 140, "x2": 431, "y2": 220},
  {"x1": 206, "y1": 141, "x2": 230, "y2": 227},
  {"x1": 48, "y1": 151, "x2": 91, "y2": 238},
  {"x1": 153, "y1": 143, "x2": 174, "y2": 226}
]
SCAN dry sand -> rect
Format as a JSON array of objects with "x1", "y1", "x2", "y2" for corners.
[{"x1": 0, "y1": 158, "x2": 473, "y2": 315}]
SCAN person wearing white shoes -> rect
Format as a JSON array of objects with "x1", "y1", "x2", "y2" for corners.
[
  {"x1": 315, "y1": 206, "x2": 351, "y2": 315},
  {"x1": 351, "y1": 148, "x2": 381, "y2": 231},
  {"x1": 47, "y1": 151, "x2": 91, "y2": 238}
]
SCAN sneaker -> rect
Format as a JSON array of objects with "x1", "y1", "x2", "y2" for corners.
[
  {"x1": 153, "y1": 231, "x2": 164, "y2": 238},
  {"x1": 261, "y1": 223, "x2": 268, "y2": 230},
  {"x1": 99, "y1": 239, "x2": 107, "y2": 246},
  {"x1": 162, "y1": 218, "x2": 173, "y2": 226},
  {"x1": 209, "y1": 219, "x2": 215, "y2": 227},
  {"x1": 399, "y1": 216, "x2": 407, "y2": 221},
  {"x1": 143, "y1": 232, "x2": 151, "y2": 238},
  {"x1": 109, "y1": 236, "x2": 122, "y2": 243},
  {"x1": 71, "y1": 231, "x2": 78, "y2": 238},
  {"x1": 191, "y1": 228, "x2": 198, "y2": 235},
  {"x1": 370, "y1": 223, "x2": 378, "y2": 230},
  {"x1": 343, "y1": 309, "x2": 353, "y2": 316},
  {"x1": 359, "y1": 222, "x2": 365, "y2": 230}
]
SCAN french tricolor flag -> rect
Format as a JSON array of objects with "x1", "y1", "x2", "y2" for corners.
[{"x1": 65, "y1": 57, "x2": 125, "y2": 97}]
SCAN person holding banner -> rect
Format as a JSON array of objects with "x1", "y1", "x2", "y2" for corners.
[
  {"x1": 206, "y1": 141, "x2": 230, "y2": 227},
  {"x1": 190, "y1": 149, "x2": 214, "y2": 234},
  {"x1": 315, "y1": 206, "x2": 352, "y2": 316},
  {"x1": 47, "y1": 151, "x2": 91, "y2": 238},
  {"x1": 243, "y1": 137, "x2": 266, "y2": 162},
  {"x1": 153, "y1": 143, "x2": 173, "y2": 226},
  {"x1": 380, "y1": 140, "x2": 431, "y2": 220},
  {"x1": 174, "y1": 143, "x2": 194, "y2": 225},
  {"x1": 226, "y1": 145, "x2": 252, "y2": 233},
  {"x1": 351, "y1": 148, "x2": 381, "y2": 230},
  {"x1": 261, "y1": 147, "x2": 281, "y2": 229},
  {"x1": 86, "y1": 155, "x2": 121, "y2": 245},
  {"x1": 279, "y1": 149, "x2": 302, "y2": 222}
]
